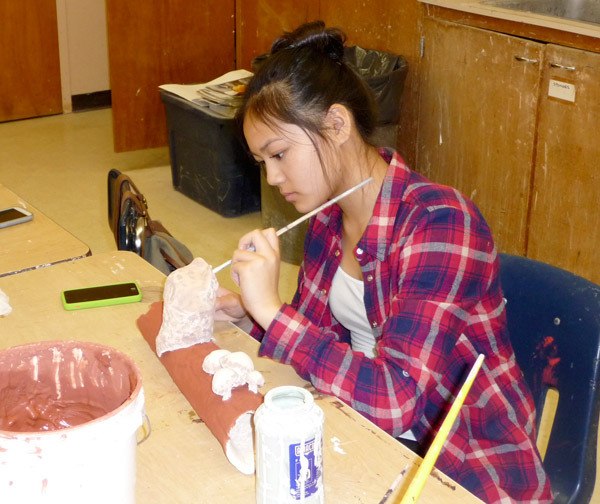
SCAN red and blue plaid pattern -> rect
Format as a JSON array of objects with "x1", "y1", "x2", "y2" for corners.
[{"x1": 251, "y1": 149, "x2": 552, "y2": 503}]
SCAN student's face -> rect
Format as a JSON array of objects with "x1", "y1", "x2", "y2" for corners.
[{"x1": 243, "y1": 114, "x2": 332, "y2": 214}]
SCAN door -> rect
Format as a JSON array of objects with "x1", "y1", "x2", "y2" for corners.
[
  {"x1": 0, "y1": 1, "x2": 62, "y2": 122},
  {"x1": 106, "y1": 0, "x2": 236, "y2": 152},
  {"x1": 417, "y1": 18, "x2": 544, "y2": 255},
  {"x1": 527, "y1": 44, "x2": 600, "y2": 284}
]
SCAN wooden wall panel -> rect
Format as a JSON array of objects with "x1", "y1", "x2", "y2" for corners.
[
  {"x1": 0, "y1": 0, "x2": 62, "y2": 122},
  {"x1": 235, "y1": 0, "x2": 320, "y2": 70},
  {"x1": 106, "y1": 0, "x2": 235, "y2": 152},
  {"x1": 319, "y1": 0, "x2": 415, "y2": 52}
]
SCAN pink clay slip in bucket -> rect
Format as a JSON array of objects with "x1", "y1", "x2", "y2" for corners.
[{"x1": 0, "y1": 340, "x2": 147, "y2": 503}]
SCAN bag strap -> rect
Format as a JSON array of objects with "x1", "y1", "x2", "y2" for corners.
[
  {"x1": 146, "y1": 219, "x2": 170, "y2": 236},
  {"x1": 142, "y1": 230, "x2": 194, "y2": 273},
  {"x1": 107, "y1": 168, "x2": 121, "y2": 229}
]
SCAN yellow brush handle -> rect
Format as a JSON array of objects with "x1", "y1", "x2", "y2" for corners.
[{"x1": 399, "y1": 354, "x2": 485, "y2": 504}]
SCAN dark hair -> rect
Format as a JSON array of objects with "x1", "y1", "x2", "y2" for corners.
[{"x1": 238, "y1": 21, "x2": 377, "y2": 148}]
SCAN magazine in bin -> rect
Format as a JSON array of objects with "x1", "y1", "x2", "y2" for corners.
[{"x1": 159, "y1": 70, "x2": 253, "y2": 119}]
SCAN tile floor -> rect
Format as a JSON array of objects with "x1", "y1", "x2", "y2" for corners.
[{"x1": 0, "y1": 108, "x2": 299, "y2": 298}]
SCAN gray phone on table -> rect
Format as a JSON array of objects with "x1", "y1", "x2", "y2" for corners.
[{"x1": 0, "y1": 207, "x2": 33, "y2": 229}]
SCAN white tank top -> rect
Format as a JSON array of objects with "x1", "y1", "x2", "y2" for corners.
[
  {"x1": 329, "y1": 266, "x2": 377, "y2": 358},
  {"x1": 328, "y1": 265, "x2": 417, "y2": 442}
]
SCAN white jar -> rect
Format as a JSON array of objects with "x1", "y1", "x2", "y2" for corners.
[{"x1": 254, "y1": 386, "x2": 324, "y2": 503}]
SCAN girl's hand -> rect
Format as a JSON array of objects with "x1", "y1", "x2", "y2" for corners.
[
  {"x1": 214, "y1": 286, "x2": 247, "y2": 323},
  {"x1": 231, "y1": 228, "x2": 283, "y2": 329}
]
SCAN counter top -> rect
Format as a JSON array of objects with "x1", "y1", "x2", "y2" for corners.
[{"x1": 419, "y1": 0, "x2": 600, "y2": 39}]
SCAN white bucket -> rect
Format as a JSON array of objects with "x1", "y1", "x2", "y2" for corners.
[{"x1": 0, "y1": 341, "x2": 146, "y2": 504}]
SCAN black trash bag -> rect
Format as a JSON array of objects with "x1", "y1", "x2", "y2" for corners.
[{"x1": 343, "y1": 46, "x2": 408, "y2": 125}]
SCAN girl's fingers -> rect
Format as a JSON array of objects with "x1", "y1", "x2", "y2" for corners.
[
  {"x1": 238, "y1": 228, "x2": 278, "y2": 256},
  {"x1": 261, "y1": 227, "x2": 280, "y2": 253}
]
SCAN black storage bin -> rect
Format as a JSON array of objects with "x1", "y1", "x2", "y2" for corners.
[{"x1": 160, "y1": 90, "x2": 260, "y2": 217}]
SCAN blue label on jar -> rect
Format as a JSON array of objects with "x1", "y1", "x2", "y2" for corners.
[{"x1": 288, "y1": 437, "x2": 320, "y2": 499}]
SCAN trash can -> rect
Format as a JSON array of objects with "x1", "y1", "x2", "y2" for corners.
[
  {"x1": 253, "y1": 47, "x2": 408, "y2": 265},
  {"x1": 343, "y1": 45, "x2": 408, "y2": 126},
  {"x1": 160, "y1": 90, "x2": 261, "y2": 218}
]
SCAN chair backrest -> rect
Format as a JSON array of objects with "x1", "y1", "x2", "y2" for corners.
[{"x1": 499, "y1": 253, "x2": 600, "y2": 504}]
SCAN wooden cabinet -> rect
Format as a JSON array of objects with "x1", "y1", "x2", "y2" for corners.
[
  {"x1": 528, "y1": 44, "x2": 600, "y2": 282},
  {"x1": 417, "y1": 18, "x2": 600, "y2": 284},
  {"x1": 417, "y1": 18, "x2": 543, "y2": 256}
]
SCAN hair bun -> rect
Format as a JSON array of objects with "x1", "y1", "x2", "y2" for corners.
[{"x1": 271, "y1": 20, "x2": 346, "y2": 62}]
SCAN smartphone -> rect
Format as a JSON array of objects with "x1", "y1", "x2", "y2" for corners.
[
  {"x1": 61, "y1": 281, "x2": 142, "y2": 311},
  {"x1": 0, "y1": 207, "x2": 33, "y2": 229}
]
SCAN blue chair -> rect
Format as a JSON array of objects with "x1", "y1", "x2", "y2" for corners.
[{"x1": 499, "y1": 253, "x2": 600, "y2": 504}]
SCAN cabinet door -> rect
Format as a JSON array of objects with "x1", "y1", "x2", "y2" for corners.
[
  {"x1": 528, "y1": 45, "x2": 600, "y2": 284},
  {"x1": 417, "y1": 19, "x2": 543, "y2": 255}
]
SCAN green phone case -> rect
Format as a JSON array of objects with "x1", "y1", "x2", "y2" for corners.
[{"x1": 61, "y1": 282, "x2": 142, "y2": 311}]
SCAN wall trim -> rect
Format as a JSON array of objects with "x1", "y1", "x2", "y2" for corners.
[
  {"x1": 55, "y1": 0, "x2": 72, "y2": 113},
  {"x1": 71, "y1": 90, "x2": 112, "y2": 111}
]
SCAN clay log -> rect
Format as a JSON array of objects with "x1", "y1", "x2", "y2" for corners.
[{"x1": 137, "y1": 301, "x2": 262, "y2": 474}]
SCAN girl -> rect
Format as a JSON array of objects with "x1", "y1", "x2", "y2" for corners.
[{"x1": 215, "y1": 21, "x2": 552, "y2": 503}]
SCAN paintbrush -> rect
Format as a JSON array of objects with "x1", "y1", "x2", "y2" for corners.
[
  {"x1": 399, "y1": 354, "x2": 485, "y2": 504},
  {"x1": 378, "y1": 464, "x2": 410, "y2": 504},
  {"x1": 212, "y1": 177, "x2": 373, "y2": 274}
]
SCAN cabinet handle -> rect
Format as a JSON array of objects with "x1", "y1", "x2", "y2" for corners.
[
  {"x1": 514, "y1": 55, "x2": 539, "y2": 64},
  {"x1": 550, "y1": 62, "x2": 576, "y2": 71}
]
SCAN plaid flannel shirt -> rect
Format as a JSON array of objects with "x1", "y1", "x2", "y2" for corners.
[{"x1": 251, "y1": 149, "x2": 552, "y2": 503}]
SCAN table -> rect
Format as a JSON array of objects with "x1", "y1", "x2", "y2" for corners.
[
  {"x1": 0, "y1": 183, "x2": 90, "y2": 277},
  {"x1": 0, "y1": 251, "x2": 482, "y2": 503}
]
